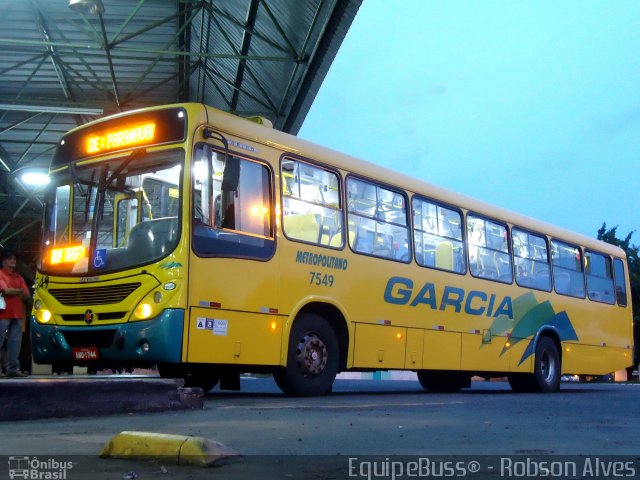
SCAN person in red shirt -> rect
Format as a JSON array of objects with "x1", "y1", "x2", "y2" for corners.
[{"x1": 0, "y1": 250, "x2": 30, "y2": 377}]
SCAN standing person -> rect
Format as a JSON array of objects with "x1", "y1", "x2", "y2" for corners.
[{"x1": 0, "y1": 250, "x2": 30, "y2": 378}]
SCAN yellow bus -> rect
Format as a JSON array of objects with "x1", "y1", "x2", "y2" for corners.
[{"x1": 31, "y1": 103, "x2": 634, "y2": 395}]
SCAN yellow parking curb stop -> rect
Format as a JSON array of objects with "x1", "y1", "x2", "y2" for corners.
[{"x1": 100, "y1": 431, "x2": 240, "y2": 467}]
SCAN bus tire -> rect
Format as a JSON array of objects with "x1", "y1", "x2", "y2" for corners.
[
  {"x1": 508, "y1": 336, "x2": 560, "y2": 393},
  {"x1": 417, "y1": 371, "x2": 468, "y2": 392},
  {"x1": 532, "y1": 336, "x2": 561, "y2": 392},
  {"x1": 274, "y1": 313, "x2": 339, "y2": 397}
]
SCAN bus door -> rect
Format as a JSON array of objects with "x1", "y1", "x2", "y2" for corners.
[
  {"x1": 113, "y1": 191, "x2": 145, "y2": 247},
  {"x1": 187, "y1": 142, "x2": 281, "y2": 366}
]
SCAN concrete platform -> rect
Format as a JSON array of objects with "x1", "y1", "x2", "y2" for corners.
[{"x1": 0, "y1": 376, "x2": 203, "y2": 421}]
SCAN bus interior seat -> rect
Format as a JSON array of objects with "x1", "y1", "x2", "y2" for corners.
[
  {"x1": 494, "y1": 252, "x2": 512, "y2": 281},
  {"x1": 330, "y1": 231, "x2": 343, "y2": 247},
  {"x1": 533, "y1": 267, "x2": 551, "y2": 289},
  {"x1": 435, "y1": 241, "x2": 454, "y2": 270},
  {"x1": 283, "y1": 213, "x2": 321, "y2": 243},
  {"x1": 554, "y1": 271, "x2": 571, "y2": 293}
]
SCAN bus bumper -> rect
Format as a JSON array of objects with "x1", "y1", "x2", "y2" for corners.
[{"x1": 30, "y1": 309, "x2": 184, "y2": 366}]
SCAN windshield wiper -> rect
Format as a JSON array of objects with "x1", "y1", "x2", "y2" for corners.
[
  {"x1": 84, "y1": 169, "x2": 96, "y2": 225},
  {"x1": 69, "y1": 163, "x2": 86, "y2": 198},
  {"x1": 100, "y1": 149, "x2": 146, "y2": 193}
]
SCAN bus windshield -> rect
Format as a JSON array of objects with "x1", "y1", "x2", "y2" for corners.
[{"x1": 40, "y1": 148, "x2": 184, "y2": 275}]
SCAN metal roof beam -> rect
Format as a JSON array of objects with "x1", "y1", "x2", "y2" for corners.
[
  {"x1": 0, "y1": 38, "x2": 293, "y2": 62},
  {"x1": 38, "y1": 14, "x2": 112, "y2": 95},
  {"x1": 32, "y1": 0, "x2": 73, "y2": 101},
  {"x1": 277, "y1": 0, "x2": 324, "y2": 117},
  {"x1": 230, "y1": 0, "x2": 260, "y2": 112},
  {"x1": 203, "y1": 2, "x2": 291, "y2": 55},
  {"x1": 201, "y1": 65, "x2": 275, "y2": 115},
  {"x1": 0, "y1": 101, "x2": 103, "y2": 115},
  {"x1": 0, "y1": 54, "x2": 48, "y2": 128},
  {"x1": 0, "y1": 218, "x2": 41, "y2": 247},
  {"x1": 110, "y1": 0, "x2": 146, "y2": 45},
  {"x1": 283, "y1": 0, "x2": 363, "y2": 133},
  {"x1": 0, "y1": 52, "x2": 47, "y2": 76},
  {"x1": 14, "y1": 113, "x2": 57, "y2": 169},
  {"x1": 0, "y1": 140, "x2": 59, "y2": 146},
  {"x1": 193, "y1": 61, "x2": 232, "y2": 109},
  {"x1": 97, "y1": 12, "x2": 121, "y2": 108},
  {"x1": 110, "y1": 4, "x2": 201, "y2": 48},
  {"x1": 204, "y1": 6, "x2": 278, "y2": 114},
  {"x1": 260, "y1": 0, "x2": 301, "y2": 58},
  {"x1": 0, "y1": 113, "x2": 45, "y2": 136},
  {"x1": 177, "y1": 1, "x2": 192, "y2": 102},
  {"x1": 121, "y1": 5, "x2": 202, "y2": 106}
]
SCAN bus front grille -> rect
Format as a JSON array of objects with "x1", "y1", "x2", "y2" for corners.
[
  {"x1": 61, "y1": 312, "x2": 128, "y2": 322},
  {"x1": 48, "y1": 283, "x2": 141, "y2": 306}
]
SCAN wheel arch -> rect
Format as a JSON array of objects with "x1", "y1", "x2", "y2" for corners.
[
  {"x1": 282, "y1": 299, "x2": 351, "y2": 371},
  {"x1": 533, "y1": 326, "x2": 563, "y2": 367}
]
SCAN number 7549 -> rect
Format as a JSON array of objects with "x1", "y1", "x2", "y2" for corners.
[{"x1": 309, "y1": 271, "x2": 335, "y2": 287}]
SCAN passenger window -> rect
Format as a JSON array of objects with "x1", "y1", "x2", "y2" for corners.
[
  {"x1": 551, "y1": 240, "x2": 585, "y2": 298},
  {"x1": 192, "y1": 144, "x2": 274, "y2": 259},
  {"x1": 346, "y1": 178, "x2": 410, "y2": 262},
  {"x1": 585, "y1": 251, "x2": 615, "y2": 304},
  {"x1": 281, "y1": 159, "x2": 343, "y2": 248},
  {"x1": 613, "y1": 258, "x2": 628, "y2": 306},
  {"x1": 412, "y1": 197, "x2": 465, "y2": 274},
  {"x1": 512, "y1": 228, "x2": 551, "y2": 291},
  {"x1": 467, "y1": 214, "x2": 512, "y2": 283}
]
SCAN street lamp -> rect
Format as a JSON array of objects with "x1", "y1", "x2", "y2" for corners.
[
  {"x1": 20, "y1": 171, "x2": 50, "y2": 188},
  {"x1": 68, "y1": 0, "x2": 105, "y2": 15}
]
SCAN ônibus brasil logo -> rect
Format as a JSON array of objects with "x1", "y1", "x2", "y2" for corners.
[{"x1": 8, "y1": 456, "x2": 74, "y2": 480}]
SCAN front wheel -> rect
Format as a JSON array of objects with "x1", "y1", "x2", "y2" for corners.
[{"x1": 274, "y1": 313, "x2": 339, "y2": 397}]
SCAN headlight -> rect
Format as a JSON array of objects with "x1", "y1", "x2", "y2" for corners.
[{"x1": 134, "y1": 303, "x2": 153, "y2": 319}]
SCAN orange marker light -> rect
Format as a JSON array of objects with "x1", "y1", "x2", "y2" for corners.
[
  {"x1": 50, "y1": 245, "x2": 86, "y2": 265},
  {"x1": 270, "y1": 322, "x2": 277, "y2": 331},
  {"x1": 85, "y1": 122, "x2": 156, "y2": 155},
  {"x1": 396, "y1": 333, "x2": 403, "y2": 340}
]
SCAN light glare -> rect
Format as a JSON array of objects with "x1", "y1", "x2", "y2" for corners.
[{"x1": 21, "y1": 171, "x2": 50, "y2": 187}]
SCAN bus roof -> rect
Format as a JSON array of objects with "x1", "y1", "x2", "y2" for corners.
[
  {"x1": 60, "y1": 103, "x2": 624, "y2": 259},
  {"x1": 204, "y1": 104, "x2": 625, "y2": 259}
]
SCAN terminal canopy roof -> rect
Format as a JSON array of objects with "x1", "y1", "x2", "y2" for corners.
[{"x1": 0, "y1": 0, "x2": 361, "y2": 261}]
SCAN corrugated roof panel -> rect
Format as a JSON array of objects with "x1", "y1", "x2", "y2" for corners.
[{"x1": 0, "y1": 0, "x2": 361, "y2": 257}]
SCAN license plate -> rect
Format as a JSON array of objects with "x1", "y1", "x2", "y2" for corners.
[{"x1": 72, "y1": 347, "x2": 99, "y2": 361}]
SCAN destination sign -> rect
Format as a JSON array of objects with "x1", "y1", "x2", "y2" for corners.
[{"x1": 52, "y1": 107, "x2": 187, "y2": 166}]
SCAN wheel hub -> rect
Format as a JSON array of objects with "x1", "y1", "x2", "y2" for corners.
[
  {"x1": 296, "y1": 333, "x2": 328, "y2": 378},
  {"x1": 541, "y1": 351, "x2": 556, "y2": 383}
]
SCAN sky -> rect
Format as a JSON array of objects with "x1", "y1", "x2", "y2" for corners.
[{"x1": 299, "y1": 1, "x2": 640, "y2": 241}]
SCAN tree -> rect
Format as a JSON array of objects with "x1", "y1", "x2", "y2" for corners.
[
  {"x1": 597, "y1": 223, "x2": 639, "y2": 321},
  {"x1": 597, "y1": 223, "x2": 639, "y2": 372}
]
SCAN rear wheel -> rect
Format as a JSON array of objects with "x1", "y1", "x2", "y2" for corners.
[
  {"x1": 533, "y1": 337, "x2": 561, "y2": 392},
  {"x1": 508, "y1": 336, "x2": 560, "y2": 393},
  {"x1": 417, "y1": 371, "x2": 469, "y2": 392},
  {"x1": 274, "y1": 313, "x2": 339, "y2": 397}
]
